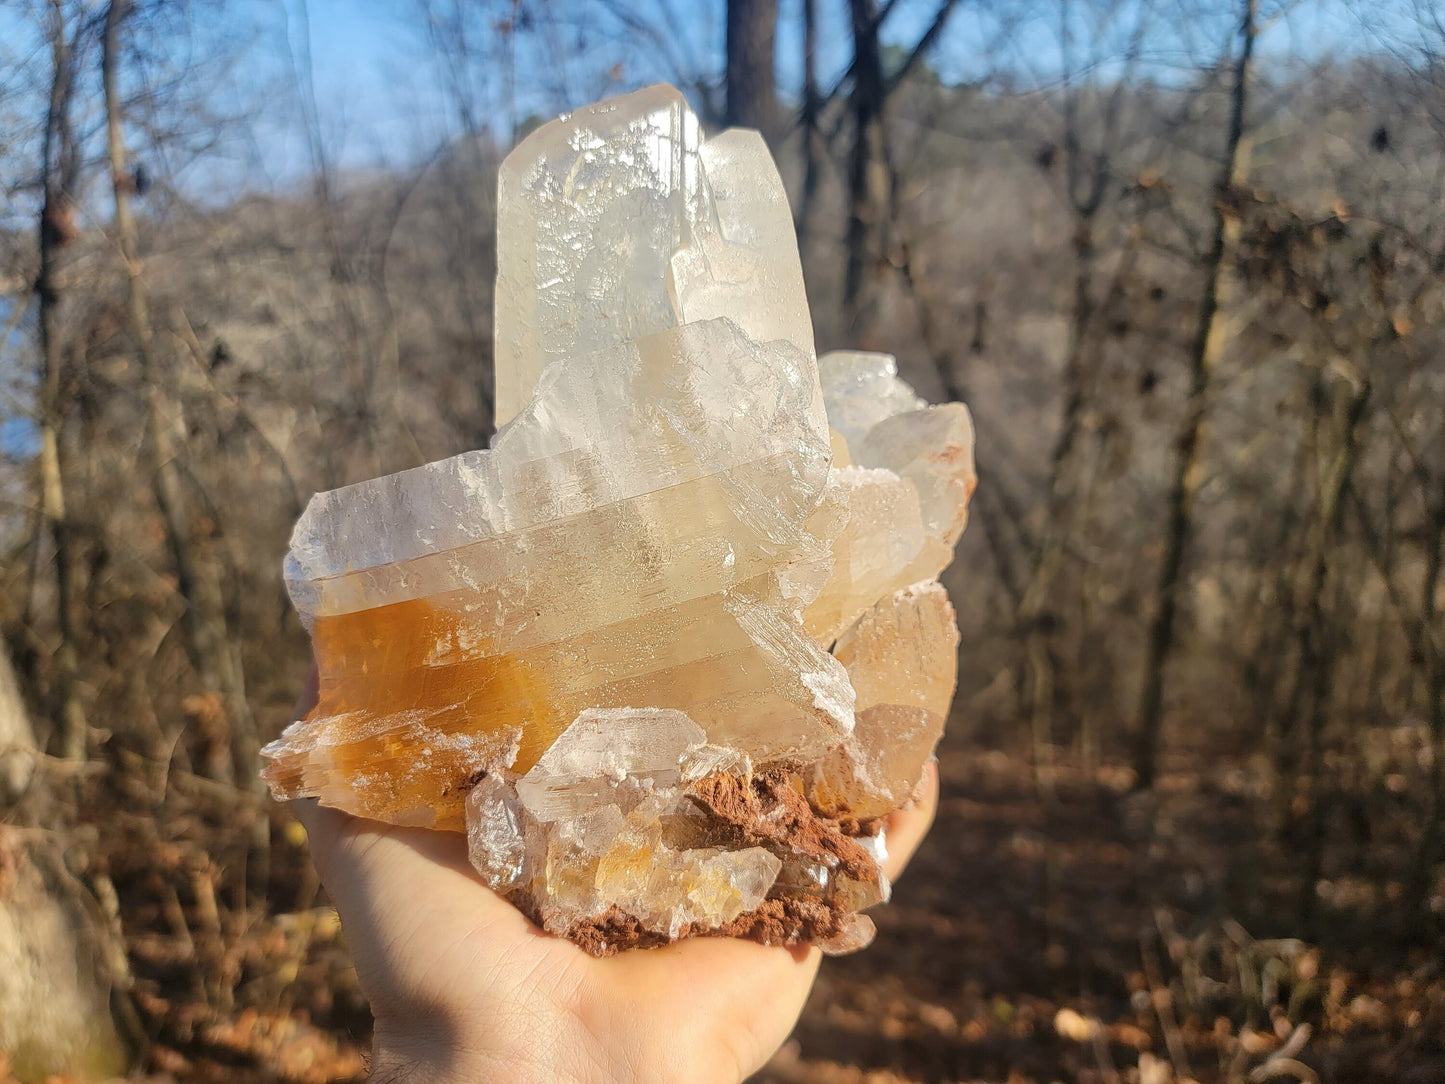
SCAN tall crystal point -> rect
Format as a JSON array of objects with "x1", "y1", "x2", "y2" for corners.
[
  {"x1": 262, "y1": 84, "x2": 976, "y2": 956},
  {"x1": 494, "y1": 85, "x2": 816, "y2": 427}
]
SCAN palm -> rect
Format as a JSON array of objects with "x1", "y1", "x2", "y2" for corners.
[{"x1": 296, "y1": 763, "x2": 935, "y2": 1083}]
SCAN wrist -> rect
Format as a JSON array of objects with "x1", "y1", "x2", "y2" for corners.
[
  {"x1": 370, "y1": 1025, "x2": 514, "y2": 1084},
  {"x1": 369, "y1": 1027, "x2": 468, "y2": 1084},
  {"x1": 369, "y1": 1022, "x2": 598, "y2": 1084}
]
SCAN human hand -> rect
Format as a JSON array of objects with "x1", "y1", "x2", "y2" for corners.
[{"x1": 291, "y1": 677, "x2": 938, "y2": 1084}]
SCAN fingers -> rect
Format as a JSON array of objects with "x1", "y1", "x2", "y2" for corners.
[
  {"x1": 286, "y1": 670, "x2": 561, "y2": 1002},
  {"x1": 879, "y1": 758, "x2": 938, "y2": 883}
]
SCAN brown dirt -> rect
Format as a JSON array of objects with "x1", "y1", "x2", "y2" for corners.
[
  {"x1": 563, "y1": 906, "x2": 675, "y2": 955},
  {"x1": 751, "y1": 741, "x2": 1445, "y2": 1084},
  {"x1": 565, "y1": 896, "x2": 852, "y2": 958},
  {"x1": 60, "y1": 735, "x2": 1445, "y2": 1083},
  {"x1": 558, "y1": 767, "x2": 875, "y2": 956},
  {"x1": 710, "y1": 895, "x2": 852, "y2": 947},
  {"x1": 691, "y1": 768, "x2": 882, "y2": 884}
]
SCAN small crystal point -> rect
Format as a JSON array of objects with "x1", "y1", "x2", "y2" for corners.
[
  {"x1": 819, "y1": 913, "x2": 877, "y2": 956},
  {"x1": 515, "y1": 708, "x2": 702, "y2": 821},
  {"x1": 263, "y1": 85, "x2": 977, "y2": 957},
  {"x1": 817, "y1": 352, "x2": 926, "y2": 449},
  {"x1": 467, "y1": 773, "x2": 526, "y2": 890}
]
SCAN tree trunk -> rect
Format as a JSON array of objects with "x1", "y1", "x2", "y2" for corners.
[
  {"x1": 0, "y1": 647, "x2": 37, "y2": 809},
  {"x1": 840, "y1": 0, "x2": 958, "y2": 329},
  {"x1": 1408, "y1": 484, "x2": 1444, "y2": 913},
  {"x1": 1292, "y1": 372, "x2": 1372, "y2": 932},
  {"x1": 1016, "y1": 219, "x2": 1096, "y2": 787},
  {"x1": 725, "y1": 0, "x2": 778, "y2": 141},
  {"x1": 795, "y1": 0, "x2": 820, "y2": 249},
  {"x1": 0, "y1": 649, "x2": 133, "y2": 1082},
  {"x1": 843, "y1": 0, "x2": 888, "y2": 327},
  {"x1": 1250, "y1": 427, "x2": 1313, "y2": 749},
  {"x1": 37, "y1": 0, "x2": 87, "y2": 765},
  {"x1": 1133, "y1": 0, "x2": 1256, "y2": 788},
  {"x1": 102, "y1": 0, "x2": 258, "y2": 784}
]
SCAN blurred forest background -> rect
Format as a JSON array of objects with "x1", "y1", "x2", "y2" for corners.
[{"x1": 0, "y1": 0, "x2": 1442, "y2": 1081}]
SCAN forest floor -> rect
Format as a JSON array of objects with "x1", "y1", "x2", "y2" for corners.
[
  {"x1": 24, "y1": 730, "x2": 1443, "y2": 1084},
  {"x1": 755, "y1": 742, "x2": 1445, "y2": 1084}
]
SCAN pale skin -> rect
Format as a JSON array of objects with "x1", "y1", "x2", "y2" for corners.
[{"x1": 293, "y1": 679, "x2": 939, "y2": 1084}]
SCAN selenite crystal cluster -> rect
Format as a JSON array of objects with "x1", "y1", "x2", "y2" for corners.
[{"x1": 261, "y1": 85, "x2": 976, "y2": 956}]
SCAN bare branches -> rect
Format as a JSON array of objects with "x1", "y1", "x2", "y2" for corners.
[
  {"x1": 103, "y1": 0, "x2": 259, "y2": 785},
  {"x1": 1133, "y1": 0, "x2": 1258, "y2": 788},
  {"x1": 884, "y1": 0, "x2": 962, "y2": 98}
]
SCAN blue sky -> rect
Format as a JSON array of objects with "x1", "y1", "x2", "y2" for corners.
[
  {"x1": 271, "y1": 0, "x2": 1373, "y2": 174},
  {"x1": 0, "y1": 0, "x2": 1406, "y2": 452},
  {"x1": 0, "y1": 0, "x2": 1405, "y2": 199}
]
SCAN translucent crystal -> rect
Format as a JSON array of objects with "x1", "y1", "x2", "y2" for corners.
[
  {"x1": 804, "y1": 351, "x2": 975, "y2": 645},
  {"x1": 819, "y1": 913, "x2": 878, "y2": 956},
  {"x1": 817, "y1": 352, "x2": 926, "y2": 449},
  {"x1": 596, "y1": 833, "x2": 783, "y2": 939},
  {"x1": 803, "y1": 465, "x2": 926, "y2": 644},
  {"x1": 515, "y1": 707, "x2": 701, "y2": 822},
  {"x1": 265, "y1": 317, "x2": 851, "y2": 829},
  {"x1": 466, "y1": 774, "x2": 526, "y2": 889},
  {"x1": 495, "y1": 86, "x2": 815, "y2": 428},
  {"x1": 262, "y1": 85, "x2": 977, "y2": 955},
  {"x1": 812, "y1": 581, "x2": 960, "y2": 820},
  {"x1": 468, "y1": 709, "x2": 783, "y2": 937}
]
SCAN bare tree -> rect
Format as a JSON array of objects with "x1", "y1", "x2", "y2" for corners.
[
  {"x1": 1410, "y1": 479, "x2": 1444, "y2": 909},
  {"x1": 1133, "y1": 0, "x2": 1257, "y2": 788},
  {"x1": 725, "y1": 0, "x2": 778, "y2": 141},
  {"x1": 841, "y1": 0, "x2": 962, "y2": 327},
  {"x1": 35, "y1": 0, "x2": 88, "y2": 764},
  {"x1": 0, "y1": 639, "x2": 138, "y2": 1078},
  {"x1": 1014, "y1": 0, "x2": 1152, "y2": 796},
  {"x1": 795, "y1": 0, "x2": 821, "y2": 246},
  {"x1": 1291, "y1": 357, "x2": 1372, "y2": 930},
  {"x1": 102, "y1": 0, "x2": 258, "y2": 783}
]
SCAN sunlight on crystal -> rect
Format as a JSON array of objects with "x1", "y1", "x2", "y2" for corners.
[{"x1": 261, "y1": 84, "x2": 976, "y2": 955}]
